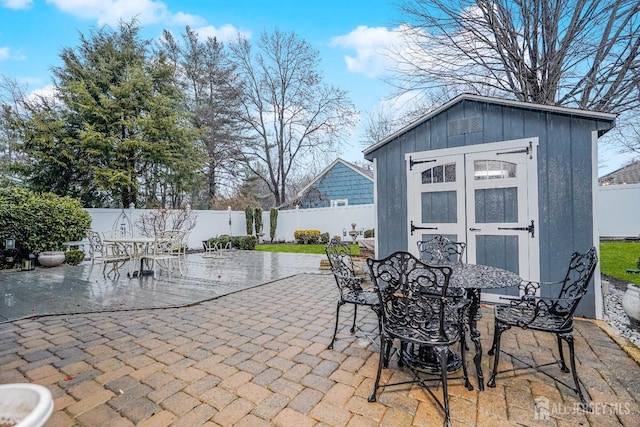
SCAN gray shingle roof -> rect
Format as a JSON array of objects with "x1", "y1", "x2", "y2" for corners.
[{"x1": 599, "y1": 161, "x2": 640, "y2": 185}]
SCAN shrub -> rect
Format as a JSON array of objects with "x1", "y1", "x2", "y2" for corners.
[
  {"x1": 65, "y1": 249, "x2": 85, "y2": 265},
  {"x1": 204, "y1": 234, "x2": 257, "y2": 250},
  {"x1": 319, "y1": 232, "x2": 330, "y2": 244},
  {"x1": 269, "y1": 208, "x2": 278, "y2": 242},
  {"x1": 364, "y1": 228, "x2": 375, "y2": 238},
  {"x1": 294, "y1": 229, "x2": 321, "y2": 244},
  {"x1": 245, "y1": 206, "x2": 254, "y2": 235},
  {"x1": 332, "y1": 235, "x2": 342, "y2": 242},
  {"x1": 0, "y1": 186, "x2": 91, "y2": 254},
  {"x1": 231, "y1": 235, "x2": 257, "y2": 250},
  {"x1": 254, "y1": 207, "x2": 263, "y2": 235}
]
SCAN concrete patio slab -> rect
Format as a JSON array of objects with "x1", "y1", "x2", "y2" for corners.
[{"x1": 0, "y1": 251, "x2": 323, "y2": 322}]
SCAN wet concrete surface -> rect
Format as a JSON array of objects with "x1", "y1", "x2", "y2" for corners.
[{"x1": 0, "y1": 250, "x2": 325, "y2": 323}]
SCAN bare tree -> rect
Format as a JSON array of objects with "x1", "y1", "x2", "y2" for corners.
[
  {"x1": 228, "y1": 29, "x2": 357, "y2": 206},
  {"x1": 159, "y1": 27, "x2": 245, "y2": 205},
  {"x1": 360, "y1": 106, "x2": 398, "y2": 148},
  {"x1": 392, "y1": 0, "x2": 640, "y2": 114},
  {"x1": 0, "y1": 75, "x2": 27, "y2": 186}
]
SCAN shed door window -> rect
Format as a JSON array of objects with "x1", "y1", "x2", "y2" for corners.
[
  {"x1": 473, "y1": 160, "x2": 516, "y2": 180},
  {"x1": 422, "y1": 163, "x2": 456, "y2": 184}
]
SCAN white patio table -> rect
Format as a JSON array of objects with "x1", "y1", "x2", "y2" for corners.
[{"x1": 102, "y1": 236, "x2": 157, "y2": 277}]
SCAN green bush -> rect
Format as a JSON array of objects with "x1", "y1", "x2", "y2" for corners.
[
  {"x1": 254, "y1": 207, "x2": 263, "y2": 235},
  {"x1": 269, "y1": 208, "x2": 278, "y2": 242},
  {"x1": 65, "y1": 249, "x2": 85, "y2": 265},
  {"x1": 319, "y1": 232, "x2": 330, "y2": 244},
  {"x1": 245, "y1": 206, "x2": 254, "y2": 235},
  {"x1": 204, "y1": 234, "x2": 257, "y2": 250},
  {"x1": 364, "y1": 228, "x2": 375, "y2": 238},
  {"x1": 231, "y1": 235, "x2": 257, "y2": 250},
  {"x1": 0, "y1": 187, "x2": 91, "y2": 254},
  {"x1": 294, "y1": 229, "x2": 321, "y2": 244}
]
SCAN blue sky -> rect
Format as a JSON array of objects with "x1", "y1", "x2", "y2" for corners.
[
  {"x1": 0, "y1": 0, "x2": 630, "y2": 175},
  {"x1": 0, "y1": 0, "x2": 403, "y2": 165}
]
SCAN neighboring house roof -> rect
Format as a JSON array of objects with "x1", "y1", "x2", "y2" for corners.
[
  {"x1": 363, "y1": 93, "x2": 617, "y2": 156},
  {"x1": 599, "y1": 161, "x2": 640, "y2": 185},
  {"x1": 296, "y1": 158, "x2": 373, "y2": 198}
]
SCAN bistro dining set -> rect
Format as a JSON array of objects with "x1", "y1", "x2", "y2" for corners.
[
  {"x1": 325, "y1": 236, "x2": 598, "y2": 426},
  {"x1": 85, "y1": 228, "x2": 189, "y2": 278}
]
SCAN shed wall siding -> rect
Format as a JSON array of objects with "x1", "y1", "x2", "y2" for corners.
[{"x1": 367, "y1": 98, "x2": 612, "y2": 317}]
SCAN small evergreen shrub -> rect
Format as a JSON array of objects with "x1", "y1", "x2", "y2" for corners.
[
  {"x1": 231, "y1": 235, "x2": 257, "y2": 250},
  {"x1": 294, "y1": 229, "x2": 321, "y2": 244},
  {"x1": 65, "y1": 249, "x2": 85, "y2": 265},
  {"x1": 319, "y1": 232, "x2": 330, "y2": 244},
  {"x1": 364, "y1": 228, "x2": 375, "y2": 238}
]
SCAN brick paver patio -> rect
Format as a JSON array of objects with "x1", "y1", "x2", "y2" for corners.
[{"x1": 1, "y1": 270, "x2": 639, "y2": 426}]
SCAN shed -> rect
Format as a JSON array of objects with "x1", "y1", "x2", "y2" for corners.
[
  {"x1": 295, "y1": 158, "x2": 373, "y2": 209},
  {"x1": 363, "y1": 94, "x2": 616, "y2": 318}
]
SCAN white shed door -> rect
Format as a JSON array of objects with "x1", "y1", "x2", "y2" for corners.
[{"x1": 407, "y1": 139, "x2": 539, "y2": 301}]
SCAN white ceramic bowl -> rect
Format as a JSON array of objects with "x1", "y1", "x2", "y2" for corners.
[{"x1": 0, "y1": 383, "x2": 53, "y2": 427}]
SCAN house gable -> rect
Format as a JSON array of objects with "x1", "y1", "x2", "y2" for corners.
[{"x1": 298, "y1": 159, "x2": 373, "y2": 208}]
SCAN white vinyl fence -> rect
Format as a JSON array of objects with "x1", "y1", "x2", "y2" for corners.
[
  {"x1": 86, "y1": 204, "x2": 375, "y2": 250},
  {"x1": 85, "y1": 183, "x2": 637, "y2": 250},
  {"x1": 598, "y1": 184, "x2": 640, "y2": 239}
]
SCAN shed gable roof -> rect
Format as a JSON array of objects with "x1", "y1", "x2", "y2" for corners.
[{"x1": 363, "y1": 94, "x2": 617, "y2": 156}]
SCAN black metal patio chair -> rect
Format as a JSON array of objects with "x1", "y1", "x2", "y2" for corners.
[
  {"x1": 487, "y1": 246, "x2": 598, "y2": 411},
  {"x1": 325, "y1": 239, "x2": 380, "y2": 350},
  {"x1": 367, "y1": 251, "x2": 472, "y2": 427},
  {"x1": 417, "y1": 235, "x2": 466, "y2": 264}
]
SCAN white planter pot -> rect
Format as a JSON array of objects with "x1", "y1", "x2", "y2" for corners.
[
  {"x1": 621, "y1": 284, "x2": 640, "y2": 328},
  {"x1": 0, "y1": 383, "x2": 53, "y2": 427},
  {"x1": 37, "y1": 251, "x2": 65, "y2": 267}
]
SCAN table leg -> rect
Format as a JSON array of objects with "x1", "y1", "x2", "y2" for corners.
[{"x1": 466, "y1": 288, "x2": 484, "y2": 390}]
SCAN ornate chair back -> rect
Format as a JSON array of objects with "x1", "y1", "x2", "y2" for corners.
[
  {"x1": 86, "y1": 230, "x2": 104, "y2": 257},
  {"x1": 367, "y1": 251, "x2": 459, "y2": 344},
  {"x1": 325, "y1": 239, "x2": 361, "y2": 297},
  {"x1": 550, "y1": 246, "x2": 598, "y2": 319},
  {"x1": 417, "y1": 235, "x2": 466, "y2": 264}
]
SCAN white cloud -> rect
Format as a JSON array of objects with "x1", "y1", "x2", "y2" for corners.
[
  {"x1": 194, "y1": 24, "x2": 250, "y2": 42},
  {"x1": 45, "y1": 0, "x2": 205, "y2": 27},
  {"x1": 22, "y1": 84, "x2": 60, "y2": 107},
  {"x1": 0, "y1": 46, "x2": 9, "y2": 61},
  {"x1": 169, "y1": 11, "x2": 204, "y2": 27},
  {"x1": 330, "y1": 26, "x2": 402, "y2": 79},
  {"x1": 0, "y1": 0, "x2": 33, "y2": 9}
]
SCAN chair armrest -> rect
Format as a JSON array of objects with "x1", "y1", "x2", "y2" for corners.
[
  {"x1": 516, "y1": 279, "x2": 568, "y2": 297},
  {"x1": 502, "y1": 294, "x2": 582, "y2": 327}
]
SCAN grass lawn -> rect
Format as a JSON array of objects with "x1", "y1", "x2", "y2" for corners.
[
  {"x1": 256, "y1": 241, "x2": 640, "y2": 284},
  {"x1": 600, "y1": 241, "x2": 640, "y2": 285},
  {"x1": 255, "y1": 242, "x2": 359, "y2": 255}
]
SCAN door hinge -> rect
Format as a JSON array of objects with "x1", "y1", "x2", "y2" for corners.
[
  {"x1": 498, "y1": 220, "x2": 535, "y2": 238},
  {"x1": 496, "y1": 141, "x2": 533, "y2": 159},
  {"x1": 409, "y1": 156, "x2": 436, "y2": 171},
  {"x1": 410, "y1": 220, "x2": 438, "y2": 236}
]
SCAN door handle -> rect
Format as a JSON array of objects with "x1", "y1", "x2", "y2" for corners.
[
  {"x1": 498, "y1": 220, "x2": 535, "y2": 238},
  {"x1": 410, "y1": 220, "x2": 438, "y2": 236},
  {"x1": 469, "y1": 227, "x2": 481, "y2": 231}
]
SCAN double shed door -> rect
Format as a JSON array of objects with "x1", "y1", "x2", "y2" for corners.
[{"x1": 406, "y1": 138, "x2": 539, "y2": 300}]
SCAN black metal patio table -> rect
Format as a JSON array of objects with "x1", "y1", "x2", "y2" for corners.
[{"x1": 403, "y1": 263, "x2": 520, "y2": 391}]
